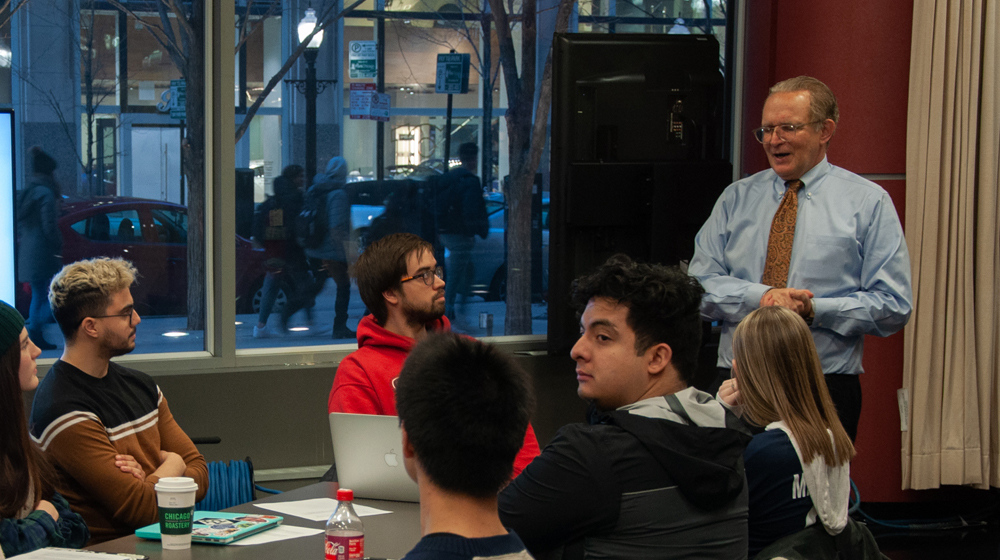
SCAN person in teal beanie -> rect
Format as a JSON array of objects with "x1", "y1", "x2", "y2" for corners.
[{"x1": 0, "y1": 300, "x2": 89, "y2": 557}]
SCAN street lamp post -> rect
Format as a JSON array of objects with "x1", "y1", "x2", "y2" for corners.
[{"x1": 287, "y1": 8, "x2": 336, "y2": 181}]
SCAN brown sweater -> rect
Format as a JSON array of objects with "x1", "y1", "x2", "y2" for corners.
[{"x1": 29, "y1": 360, "x2": 208, "y2": 544}]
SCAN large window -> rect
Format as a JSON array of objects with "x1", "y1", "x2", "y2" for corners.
[
  {"x1": 7, "y1": 1, "x2": 206, "y2": 357},
  {"x1": 1, "y1": 1, "x2": 733, "y2": 367}
]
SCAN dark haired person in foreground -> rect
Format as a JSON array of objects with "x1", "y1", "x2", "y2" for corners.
[
  {"x1": 396, "y1": 333, "x2": 534, "y2": 560},
  {"x1": 29, "y1": 258, "x2": 207, "y2": 543},
  {"x1": 0, "y1": 300, "x2": 89, "y2": 556},
  {"x1": 499, "y1": 254, "x2": 752, "y2": 559},
  {"x1": 329, "y1": 233, "x2": 539, "y2": 477}
]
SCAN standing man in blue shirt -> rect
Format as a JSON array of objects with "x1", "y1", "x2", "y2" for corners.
[{"x1": 689, "y1": 76, "x2": 912, "y2": 440}]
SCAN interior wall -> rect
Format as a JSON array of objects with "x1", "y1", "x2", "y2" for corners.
[
  {"x1": 148, "y1": 353, "x2": 584, "y2": 473},
  {"x1": 740, "y1": 0, "x2": 982, "y2": 503}
]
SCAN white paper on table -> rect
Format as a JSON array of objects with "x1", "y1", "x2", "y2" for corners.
[
  {"x1": 17, "y1": 549, "x2": 134, "y2": 559},
  {"x1": 229, "y1": 525, "x2": 324, "y2": 546},
  {"x1": 255, "y1": 497, "x2": 392, "y2": 521}
]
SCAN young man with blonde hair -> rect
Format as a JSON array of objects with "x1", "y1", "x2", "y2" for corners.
[{"x1": 29, "y1": 258, "x2": 208, "y2": 544}]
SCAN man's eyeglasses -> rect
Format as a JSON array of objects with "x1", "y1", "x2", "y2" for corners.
[
  {"x1": 91, "y1": 308, "x2": 136, "y2": 327},
  {"x1": 400, "y1": 266, "x2": 444, "y2": 286},
  {"x1": 753, "y1": 121, "x2": 822, "y2": 143}
]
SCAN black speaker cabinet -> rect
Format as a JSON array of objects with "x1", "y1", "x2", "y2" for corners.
[{"x1": 548, "y1": 33, "x2": 733, "y2": 355}]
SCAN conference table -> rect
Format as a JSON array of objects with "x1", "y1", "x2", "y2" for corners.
[{"x1": 87, "y1": 482, "x2": 422, "y2": 559}]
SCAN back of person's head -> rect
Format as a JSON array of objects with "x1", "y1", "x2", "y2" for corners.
[
  {"x1": 281, "y1": 164, "x2": 305, "y2": 181},
  {"x1": 571, "y1": 254, "x2": 705, "y2": 385},
  {"x1": 396, "y1": 333, "x2": 533, "y2": 498},
  {"x1": 354, "y1": 233, "x2": 433, "y2": 324},
  {"x1": 0, "y1": 300, "x2": 54, "y2": 517},
  {"x1": 49, "y1": 258, "x2": 138, "y2": 341},
  {"x1": 458, "y1": 142, "x2": 478, "y2": 166},
  {"x1": 30, "y1": 146, "x2": 57, "y2": 176},
  {"x1": 769, "y1": 75, "x2": 839, "y2": 126},
  {"x1": 732, "y1": 306, "x2": 855, "y2": 466}
]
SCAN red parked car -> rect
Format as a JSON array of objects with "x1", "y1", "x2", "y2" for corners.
[{"x1": 16, "y1": 197, "x2": 268, "y2": 317}]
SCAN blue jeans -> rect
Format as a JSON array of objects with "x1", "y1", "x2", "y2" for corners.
[
  {"x1": 28, "y1": 279, "x2": 53, "y2": 336},
  {"x1": 440, "y1": 234, "x2": 475, "y2": 320},
  {"x1": 256, "y1": 271, "x2": 281, "y2": 325}
]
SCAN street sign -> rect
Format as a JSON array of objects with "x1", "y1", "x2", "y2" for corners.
[
  {"x1": 156, "y1": 79, "x2": 186, "y2": 119},
  {"x1": 349, "y1": 41, "x2": 377, "y2": 79},
  {"x1": 370, "y1": 92, "x2": 390, "y2": 122},
  {"x1": 349, "y1": 83, "x2": 389, "y2": 121},
  {"x1": 435, "y1": 53, "x2": 470, "y2": 94}
]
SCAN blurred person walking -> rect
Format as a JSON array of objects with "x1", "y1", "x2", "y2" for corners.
[
  {"x1": 289, "y1": 156, "x2": 354, "y2": 339},
  {"x1": 251, "y1": 166, "x2": 309, "y2": 338},
  {"x1": 16, "y1": 147, "x2": 63, "y2": 350},
  {"x1": 436, "y1": 143, "x2": 488, "y2": 329}
]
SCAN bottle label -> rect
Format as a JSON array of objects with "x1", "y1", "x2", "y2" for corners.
[{"x1": 325, "y1": 534, "x2": 364, "y2": 559}]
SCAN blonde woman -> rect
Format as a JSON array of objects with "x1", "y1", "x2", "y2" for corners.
[{"x1": 719, "y1": 306, "x2": 855, "y2": 557}]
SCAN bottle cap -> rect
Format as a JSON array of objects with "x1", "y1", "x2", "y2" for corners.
[{"x1": 337, "y1": 488, "x2": 354, "y2": 501}]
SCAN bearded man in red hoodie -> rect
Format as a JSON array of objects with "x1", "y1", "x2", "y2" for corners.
[{"x1": 329, "y1": 233, "x2": 540, "y2": 476}]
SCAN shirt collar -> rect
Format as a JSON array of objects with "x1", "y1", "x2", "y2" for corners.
[{"x1": 772, "y1": 156, "x2": 831, "y2": 193}]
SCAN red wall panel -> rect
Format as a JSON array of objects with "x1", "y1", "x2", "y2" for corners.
[{"x1": 742, "y1": 1, "x2": 913, "y2": 176}]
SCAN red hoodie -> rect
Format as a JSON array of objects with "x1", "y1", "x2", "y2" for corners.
[{"x1": 330, "y1": 314, "x2": 541, "y2": 477}]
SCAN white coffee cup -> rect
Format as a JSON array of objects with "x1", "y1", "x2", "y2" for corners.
[{"x1": 154, "y1": 477, "x2": 199, "y2": 550}]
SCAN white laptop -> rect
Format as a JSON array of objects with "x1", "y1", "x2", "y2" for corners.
[{"x1": 329, "y1": 412, "x2": 421, "y2": 502}]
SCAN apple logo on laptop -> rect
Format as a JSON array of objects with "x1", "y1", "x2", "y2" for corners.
[{"x1": 384, "y1": 449, "x2": 399, "y2": 467}]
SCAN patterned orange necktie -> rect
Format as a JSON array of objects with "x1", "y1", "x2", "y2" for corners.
[{"x1": 761, "y1": 180, "x2": 804, "y2": 289}]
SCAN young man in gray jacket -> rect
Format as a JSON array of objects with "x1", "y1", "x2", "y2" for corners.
[{"x1": 499, "y1": 255, "x2": 752, "y2": 559}]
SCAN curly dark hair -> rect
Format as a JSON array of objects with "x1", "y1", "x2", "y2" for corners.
[{"x1": 571, "y1": 254, "x2": 705, "y2": 385}]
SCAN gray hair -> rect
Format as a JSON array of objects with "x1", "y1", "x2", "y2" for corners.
[{"x1": 769, "y1": 76, "x2": 839, "y2": 129}]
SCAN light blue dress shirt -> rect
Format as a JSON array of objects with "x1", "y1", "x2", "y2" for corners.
[{"x1": 689, "y1": 158, "x2": 913, "y2": 374}]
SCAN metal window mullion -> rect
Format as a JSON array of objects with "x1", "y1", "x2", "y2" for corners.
[{"x1": 210, "y1": 0, "x2": 237, "y2": 366}]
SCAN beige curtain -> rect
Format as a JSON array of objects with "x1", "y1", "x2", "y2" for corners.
[{"x1": 903, "y1": 0, "x2": 1000, "y2": 490}]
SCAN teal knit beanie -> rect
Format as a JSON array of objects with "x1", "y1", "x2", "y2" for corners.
[{"x1": 0, "y1": 300, "x2": 26, "y2": 352}]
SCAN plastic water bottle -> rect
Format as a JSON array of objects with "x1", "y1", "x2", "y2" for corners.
[{"x1": 325, "y1": 488, "x2": 364, "y2": 560}]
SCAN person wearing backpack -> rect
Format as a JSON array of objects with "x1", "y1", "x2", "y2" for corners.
[
  {"x1": 288, "y1": 156, "x2": 354, "y2": 339},
  {"x1": 251, "y1": 166, "x2": 308, "y2": 338},
  {"x1": 436, "y1": 143, "x2": 488, "y2": 328}
]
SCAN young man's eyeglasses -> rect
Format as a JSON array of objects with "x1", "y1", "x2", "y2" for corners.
[
  {"x1": 400, "y1": 266, "x2": 444, "y2": 286},
  {"x1": 91, "y1": 308, "x2": 137, "y2": 327},
  {"x1": 753, "y1": 121, "x2": 822, "y2": 143}
]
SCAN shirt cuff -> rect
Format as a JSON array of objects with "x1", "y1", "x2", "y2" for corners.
[
  {"x1": 811, "y1": 297, "x2": 832, "y2": 328},
  {"x1": 744, "y1": 283, "x2": 773, "y2": 310}
]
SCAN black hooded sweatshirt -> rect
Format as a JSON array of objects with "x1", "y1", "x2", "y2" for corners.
[{"x1": 499, "y1": 387, "x2": 753, "y2": 560}]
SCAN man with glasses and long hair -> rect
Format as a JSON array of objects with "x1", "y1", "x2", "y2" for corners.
[
  {"x1": 330, "y1": 233, "x2": 539, "y2": 477},
  {"x1": 29, "y1": 258, "x2": 208, "y2": 543},
  {"x1": 689, "y1": 76, "x2": 912, "y2": 441}
]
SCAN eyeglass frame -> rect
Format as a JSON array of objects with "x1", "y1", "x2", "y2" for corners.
[
  {"x1": 90, "y1": 307, "x2": 137, "y2": 327},
  {"x1": 752, "y1": 121, "x2": 824, "y2": 143},
  {"x1": 400, "y1": 266, "x2": 445, "y2": 286}
]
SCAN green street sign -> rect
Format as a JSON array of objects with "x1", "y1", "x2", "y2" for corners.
[
  {"x1": 349, "y1": 41, "x2": 378, "y2": 79},
  {"x1": 435, "y1": 53, "x2": 470, "y2": 94},
  {"x1": 168, "y1": 79, "x2": 185, "y2": 119}
]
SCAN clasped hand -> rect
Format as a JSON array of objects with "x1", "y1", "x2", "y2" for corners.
[{"x1": 761, "y1": 287, "x2": 813, "y2": 317}]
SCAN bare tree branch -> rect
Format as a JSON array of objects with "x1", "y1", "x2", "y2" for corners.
[
  {"x1": 105, "y1": 0, "x2": 185, "y2": 63},
  {"x1": 234, "y1": 0, "x2": 280, "y2": 55},
  {"x1": 235, "y1": 0, "x2": 366, "y2": 142}
]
